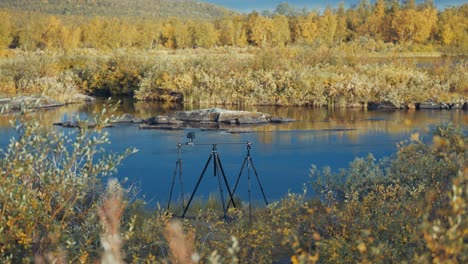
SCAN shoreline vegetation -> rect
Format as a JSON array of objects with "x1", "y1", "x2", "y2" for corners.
[
  {"x1": 0, "y1": 1, "x2": 466, "y2": 109},
  {"x1": 0, "y1": 47, "x2": 466, "y2": 110}
]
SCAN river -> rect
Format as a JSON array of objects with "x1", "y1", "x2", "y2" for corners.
[{"x1": 0, "y1": 99, "x2": 466, "y2": 207}]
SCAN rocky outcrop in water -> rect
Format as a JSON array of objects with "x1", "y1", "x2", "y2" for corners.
[
  {"x1": 0, "y1": 96, "x2": 64, "y2": 111},
  {"x1": 416, "y1": 101, "x2": 467, "y2": 110},
  {"x1": 55, "y1": 108, "x2": 295, "y2": 130},
  {"x1": 139, "y1": 108, "x2": 295, "y2": 130},
  {"x1": 53, "y1": 121, "x2": 113, "y2": 129},
  {"x1": 139, "y1": 115, "x2": 185, "y2": 130},
  {"x1": 0, "y1": 94, "x2": 96, "y2": 113},
  {"x1": 168, "y1": 108, "x2": 271, "y2": 124},
  {"x1": 367, "y1": 101, "x2": 399, "y2": 110},
  {"x1": 145, "y1": 115, "x2": 184, "y2": 125},
  {"x1": 112, "y1": 113, "x2": 144, "y2": 124},
  {"x1": 367, "y1": 100, "x2": 467, "y2": 110}
]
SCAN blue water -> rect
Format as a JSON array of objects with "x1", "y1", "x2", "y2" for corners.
[
  {"x1": 107, "y1": 126, "x2": 406, "y2": 204},
  {"x1": 0, "y1": 102, "x2": 466, "y2": 207}
]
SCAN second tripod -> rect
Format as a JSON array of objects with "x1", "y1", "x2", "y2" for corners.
[{"x1": 228, "y1": 141, "x2": 268, "y2": 222}]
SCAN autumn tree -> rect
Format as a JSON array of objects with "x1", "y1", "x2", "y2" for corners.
[
  {"x1": 173, "y1": 19, "x2": 192, "y2": 49},
  {"x1": 192, "y1": 21, "x2": 218, "y2": 48},
  {"x1": 161, "y1": 17, "x2": 193, "y2": 49},
  {"x1": 118, "y1": 18, "x2": 139, "y2": 48},
  {"x1": 289, "y1": 12, "x2": 319, "y2": 44},
  {"x1": 0, "y1": 11, "x2": 11, "y2": 49},
  {"x1": 391, "y1": 3, "x2": 437, "y2": 44},
  {"x1": 271, "y1": 14, "x2": 290, "y2": 46},
  {"x1": 335, "y1": 2, "x2": 348, "y2": 43},
  {"x1": 274, "y1": 2, "x2": 299, "y2": 16},
  {"x1": 365, "y1": 0, "x2": 387, "y2": 40},
  {"x1": 413, "y1": 6, "x2": 437, "y2": 43},
  {"x1": 137, "y1": 20, "x2": 162, "y2": 49},
  {"x1": 216, "y1": 18, "x2": 236, "y2": 46},
  {"x1": 318, "y1": 6, "x2": 337, "y2": 46},
  {"x1": 437, "y1": 5, "x2": 468, "y2": 47},
  {"x1": 100, "y1": 18, "x2": 124, "y2": 49},
  {"x1": 404, "y1": 0, "x2": 416, "y2": 10},
  {"x1": 355, "y1": 0, "x2": 372, "y2": 36},
  {"x1": 160, "y1": 20, "x2": 176, "y2": 49},
  {"x1": 345, "y1": 8, "x2": 360, "y2": 41},
  {"x1": 80, "y1": 17, "x2": 103, "y2": 49},
  {"x1": 215, "y1": 16, "x2": 248, "y2": 47},
  {"x1": 13, "y1": 13, "x2": 45, "y2": 50},
  {"x1": 247, "y1": 12, "x2": 274, "y2": 47}
]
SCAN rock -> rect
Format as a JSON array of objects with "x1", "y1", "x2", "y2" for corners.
[
  {"x1": 113, "y1": 113, "x2": 143, "y2": 124},
  {"x1": 0, "y1": 98, "x2": 11, "y2": 104},
  {"x1": 270, "y1": 117, "x2": 296, "y2": 123},
  {"x1": 417, "y1": 102, "x2": 442, "y2": 110},
  {"x1": 406, "y1": 103, "x2": 416, "y2": 110},
  {"x1": 135, "y1": 88, "x2": 183, "y2": 103},
  {"x1": 219, "y1": 110, "x2": 270, "y2": 124},
  {"x1": 71, "y1": 94, "x2": 95, "y2": 103},
  {"x1": 53, "y1": 121, "x2": 113, "y2": 129},
  {"x1": 226, "y1": 129, "x2": 255, "y2": 134},
  {"x1": 139, "y1": 124, "x2": 185, "y2": 130},
  {"x1": 145, "y1": 115, "x2": 184, "y2": 125},
  {"x1": 137, "y1": 108, "x2": 293, "y2": 131},
  {"x1": 1, "y1": 95, "x2": 64, "y2": 111},
  {"x1": 169, "y1": 108, "x2": 221, "y2": 122},
  {"x1": 367, "y1": 101, "x2": 399, "y2": 110},
  {"x1": 441, "y1": 103, "x2": 450, "y2": 109},
  {"x1": 170, "y1": 108, "x2": 271, "y2": 124},
  {"x1": 449, "y1": 102, "x2": 464, "y2": 109}
]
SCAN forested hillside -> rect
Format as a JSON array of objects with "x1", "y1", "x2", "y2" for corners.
[
  {"x1": 0, "y1": 0, "x2": 233, "y2": 19},
  {"x1": 0, "y1": 0, "x2": 465, "y2": 51}
]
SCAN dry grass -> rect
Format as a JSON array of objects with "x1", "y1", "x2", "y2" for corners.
[
  {"x1": 98, "y1": 179, "x2": 125, "y2": 264},
  {"x1": 164, "y1": 221, "x2": 197, "y2": 264}
]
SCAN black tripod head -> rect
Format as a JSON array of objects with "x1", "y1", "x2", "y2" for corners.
[{"x1": 187, "y1": 132, "x2": 196, "y2": 146}]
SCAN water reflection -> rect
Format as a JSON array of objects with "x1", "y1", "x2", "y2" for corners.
[{"x1": 0, "y1": 99, "x2": 466, "y2": 205}]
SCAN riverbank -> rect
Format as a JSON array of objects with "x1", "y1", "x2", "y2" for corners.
[{"x1": 0, "y1": 47, "x2": 466, "y2": 109}]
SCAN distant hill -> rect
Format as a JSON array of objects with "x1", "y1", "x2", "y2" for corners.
[{"x1": 0, "y1": 0, "x2": 235, "y2": 19}]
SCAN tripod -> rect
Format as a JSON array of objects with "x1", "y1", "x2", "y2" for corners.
[
  {"x1": 167, "y1": 143, "x2": 185, "y2": 211},
  {"x1": 182, "y1": 144, "x2": 237, "y2": 220},
  {"x1": 227, "y1": 141, "x2": 268, "y2": 223}
]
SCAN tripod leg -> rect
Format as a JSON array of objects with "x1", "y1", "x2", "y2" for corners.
[
  {"x1": 167, "y1": 160, "x2": 179, "y2": 210},
  {"x1": 214, "y1": 155, "x2": 228, "y2": 220},
  {"x1": 216, "y1": 153, "x2": 236, "y2": 209},
  {"x1": 178, "y1": 158, "x2": 185, "y2": 207},
  {"x1": 248, "y1": 160, "x2": 252, "y2": 223},
  {"x1": 250, "y1": 157, "x2": 269, "y2": 206},
  {"x1": 182, "y1": 154, "x2": 212, "y2": 218},
  {"x1": 227, "y1": 157, "x2": 247, "y2": 209}
]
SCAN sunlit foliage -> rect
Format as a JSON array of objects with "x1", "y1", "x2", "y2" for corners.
[
  {"x1": 0, "y1": 48, "x2": 464, "y2": 107},
  {"x1": 0, "y1": 2, "x2": 465, "y2": 51},
  {"x1": 0, "y1": 103, "x2": 137, "y2": 262}
]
